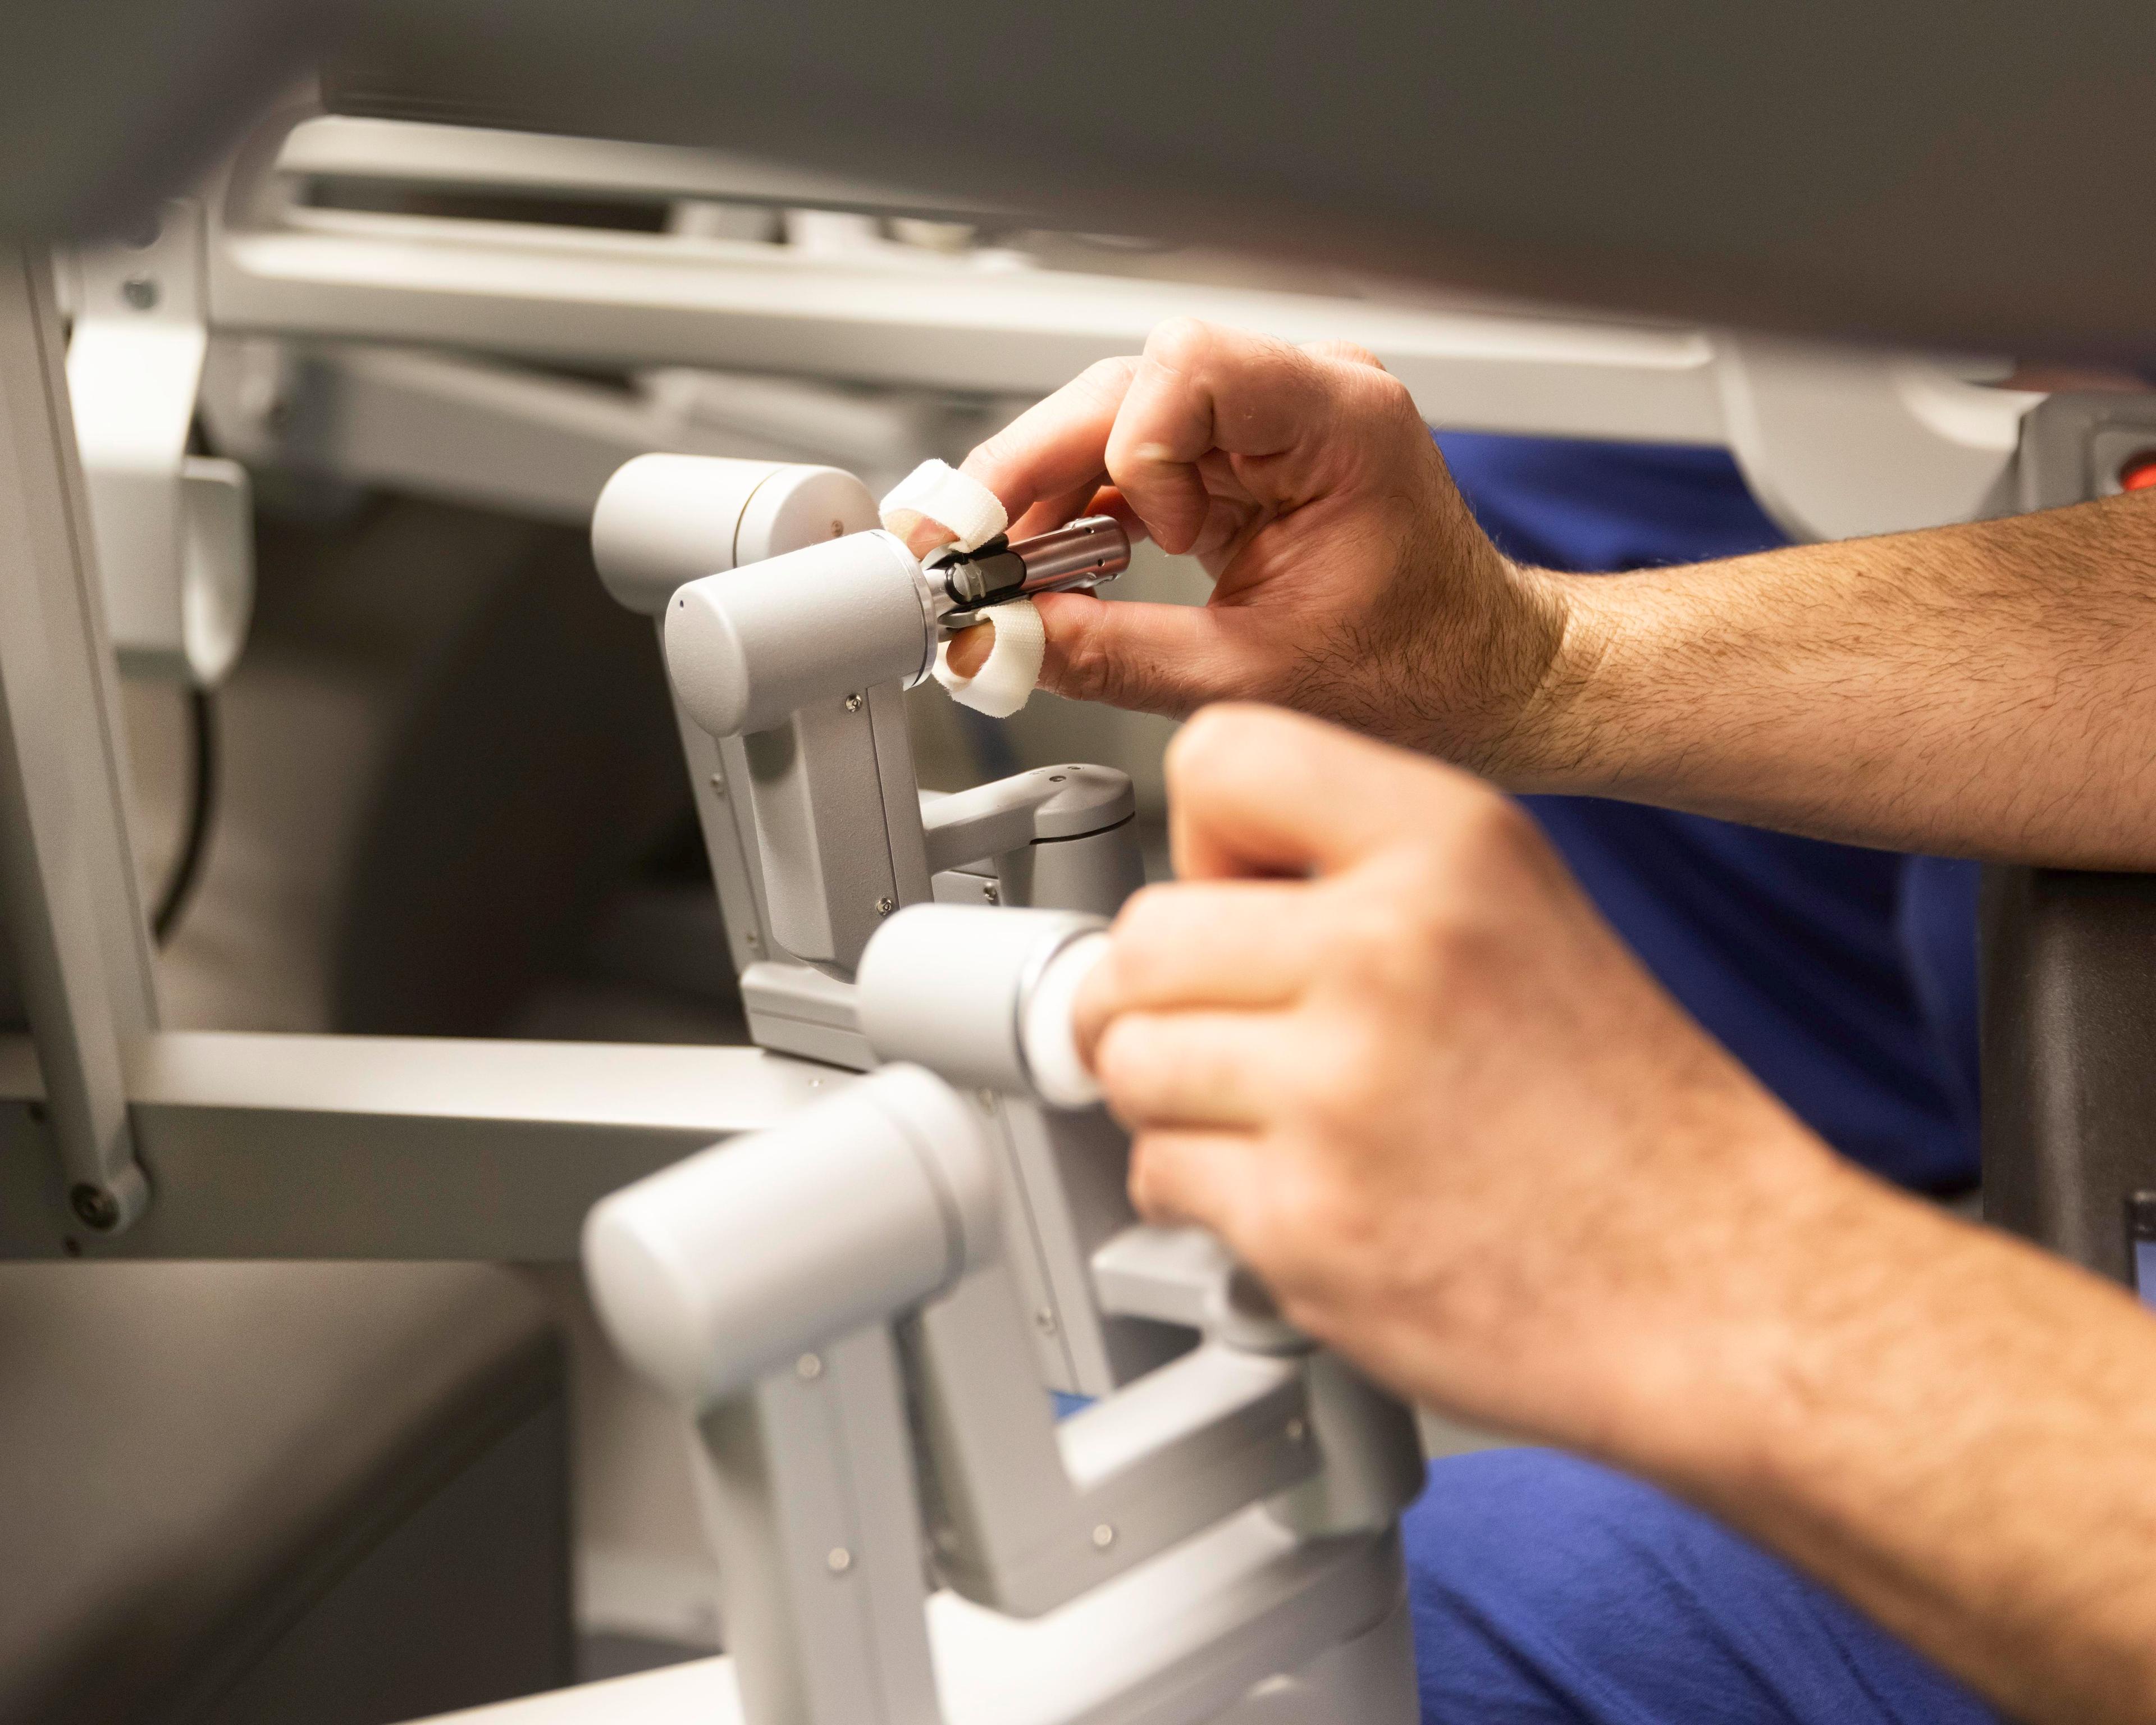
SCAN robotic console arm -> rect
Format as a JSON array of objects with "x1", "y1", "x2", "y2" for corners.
[
  {"x1": 585, "y1": 909, "x2": 1423, "y2": 1725},
  {"x1": 578, "y1": 453, "x2": 1422, "y2": 1725}
]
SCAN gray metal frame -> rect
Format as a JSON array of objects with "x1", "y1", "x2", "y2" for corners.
[{"x1": 0, "y1": 245, "x2": 155, "y2": 1235}]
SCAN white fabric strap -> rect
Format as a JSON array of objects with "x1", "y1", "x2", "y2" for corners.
[
  {"x1": 879, "y1": 459, "x2": 1008, "y2": 553},
  {"x1": 933, "y1": 601, "x2": 1045, "y2": 717}
]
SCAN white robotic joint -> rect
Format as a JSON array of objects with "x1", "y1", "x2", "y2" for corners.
[
  {"x1": 663, "y1": 527, "x2": 935, "y2": 736},
  {"x1": 582, "y1": 1065, "x2": 999, "y2": 1409},
  {"x1": 591, "y1": 454, "x2": 879, "y2": 615},
  {"x1": 857, "y1": 905, "x2": 1108, "y2": 1107}
]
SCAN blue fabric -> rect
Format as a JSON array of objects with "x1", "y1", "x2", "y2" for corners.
[
  {"x1": 1395, "y1": 439, "x2": 1994, "y2": 1724},
  {"x1": 1405, "y1": 1451, "x2": 1999, "y2": 1725},
  {"x1": 1432, "y1": 432, "x2": 1981, "y2": 1194}
]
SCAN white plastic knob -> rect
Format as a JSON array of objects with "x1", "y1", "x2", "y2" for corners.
[
  {"x1": 583, "y1": 1065, "x2": 998, "y2": 1408},
  {"x1": 1021, "y1": 931, "x2": 1108, "y2": 1108}
]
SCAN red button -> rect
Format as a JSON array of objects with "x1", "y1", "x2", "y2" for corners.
[{"x1": 2120, "y1": 452, "x2": 2156, "y2": 492}]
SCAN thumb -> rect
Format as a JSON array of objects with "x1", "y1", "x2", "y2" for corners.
[
  {"x1": 1165, "y1": 704, "x2": 1486, "y2": 879},
  {"x1": 1033, "y1": 590, "x2": 1260, "y2": 715}
]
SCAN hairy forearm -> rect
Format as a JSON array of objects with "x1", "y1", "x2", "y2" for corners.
[
  {"x1": 1498, "y1": 493, "x2": 2156, "y2": 864},
  {"x1": 1641, "y1": 1172, "x2": 2156, "y2": 1724}
]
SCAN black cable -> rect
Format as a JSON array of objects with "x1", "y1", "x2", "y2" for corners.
[{"x1": 152, "y1": 688, "x2": 216, "y2": 946}]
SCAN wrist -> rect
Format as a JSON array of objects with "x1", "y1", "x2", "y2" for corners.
[
  {"x1": 1614, "y1": 1154, "x2": 1959, "y2": 1501},
  {"x1": 1449, "y1": 564, "x2": 1608, "y2": 788},
  {"x1": 1577, "y1": 1133, "x2": 1888, "y2": 1487}
]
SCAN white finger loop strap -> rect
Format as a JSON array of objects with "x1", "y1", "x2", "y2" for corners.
[
  {"x1": 879, "y1": 459, "x2": 1008, "y2": 552},
  {"x1": 934, "y1": 601, "x2": 1045, "y2": 717}
]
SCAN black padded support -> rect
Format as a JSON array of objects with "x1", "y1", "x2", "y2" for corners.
[
  {"x1": 1979, "y1": 393, "x2": 2156, "y2": 1285},
  {"x1": 1981, "y1": 866, "x2": 2156, "y2": 1283}
]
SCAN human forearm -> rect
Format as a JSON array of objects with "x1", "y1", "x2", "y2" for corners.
[
  {"x1": 1085, "y1": 706, "x2": 2156, "y2": 1725},
  {"x1": 1652, "y1": 1173, "x2": 2156, "y2": 1725},
  {"x1": 1499, "y1": 494, "x2": 2156, "y2": 865}
]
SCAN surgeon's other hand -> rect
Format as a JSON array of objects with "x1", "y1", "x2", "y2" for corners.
[
  {"x1": 907, "y1": 320, "x2": 1568, "y2": 769},
  {"x1": 1071, "y1": 704, "x2": 1858, "y2": 1462}
]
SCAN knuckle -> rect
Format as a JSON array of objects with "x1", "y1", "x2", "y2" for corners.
[
  {"x1": 1312, "y1": 1017, "x2": 1398, "y2": 1122},
  {"x1": 1051, "y1": 619, "x2": 1151, "y2": 710},
  {"x1": 1349, "y1": 364, "x2": 1418, "y2": 425},
  {"x1": 1330, "y1": 892, "x2": 1420, "y2": 988},
  {"x1": 1144, "y1": 315, "x2": 1216, "y2": 371},
  {"x1": 1165, "y1": 702, "x2": 1269, "y2": 788},
  {"x1": 1444, "y1": 786, "x2": 1544, "y2": 878}
]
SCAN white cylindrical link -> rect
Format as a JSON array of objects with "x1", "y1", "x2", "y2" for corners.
[
  {"x1": 1021, "y1": 931, "x2": 1109, "y2": 1107},
  {"x1": 736, "y1": 462, "x2": 882, "y2": 565},
  {"x1": 857, "y1": 905, "x2": 1107, "y2": 1102},
  {"x1": 591, "y1": 454, "x2": 878, "y2": 615},
  {"x1": 664, "y1": 529, "x2": 933, "y2": 736},
  {"x1": 583, "y1": 1064, "x2": 997, "y2": 1408}
]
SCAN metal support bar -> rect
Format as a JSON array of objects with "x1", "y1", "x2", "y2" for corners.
[
  {"x1": 0, "y1": 1030, "x2": 832, "y2": 1258},
  {"x1": 0, "y1": 247, "x2": 156, "y2": 1236},
  {"x1": 697, "y1": 1329, "x2": 942, "y2": 1725},
  {"x1": 67, "y1": 199, "x2": 256, "y2": 686}
]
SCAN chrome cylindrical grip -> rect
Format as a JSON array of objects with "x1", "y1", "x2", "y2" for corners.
[{"x1": 937, "y1": 515, "x2": 1131, "y2": 615}]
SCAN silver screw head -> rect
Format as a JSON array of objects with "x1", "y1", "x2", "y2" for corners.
[
  {"x1": 1285, "y1": 1417, "x2": 1308, "y2": 1443},
  {"x1": 69, "y1": 1184, "x2": 120, "y2": 1230},
  {"x1": 875, "y1": 896, "x2": 896, "y2": 916},
  {"x1": 1091, "y1": 1523, "x2": 1116, "y2": 1550},
  {"x1": 826, "y1": 1546, "x2": 853, "y2": 1575},
  {"x1": 980, "y1": 880, "x2": 1000, "y2": 904},
  {"x1": 844, "y1": 692, "x2": 865, "y2": 713},
  {"x1": 796, "y1": 1352, "x2": 824, "y2": 1380},
  {"x1": 709, "y1": 771, "x2": 727, "y2": 796}
]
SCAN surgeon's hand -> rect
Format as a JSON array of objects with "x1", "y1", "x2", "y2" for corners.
[
  {"x1": 897, "y1": 320, "x2": 1568, "y2": 770},
  {"x1": 1070, "y1": 703, "x2": 1865, "y2": 1459}
]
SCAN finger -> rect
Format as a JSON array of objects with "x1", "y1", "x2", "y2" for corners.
[
  {"x1": 1164, "y1": 703, "x2": 1484, "y2": 880},
  {"x1": 1093, "y1": 1008, "x2": 1292, "y2": 1131},
  {"x1": 960, "y1": 356, "x2": 1141, "y2": 527},
  {"x1": 1071, "y1": 881, "x2": 1323, "y2": 1061},
  {"x1": 1031, "y1": 591, "x2": 1262, "y2": 713},
  {"x1": 887, "y1": 509, "x2": 960, "y2": 560},
  {"x1": 1127, "y1": 1128, "x2": 1261, "y2": 1235},
  {"x1": 1008, "y1": 480, "x2": 1151, "y2": 545},
  {"x1": 943, "y1": 618, "x2": 995, "y2": 678},
  {"x1": 1104, "y1": 320, "x2": 1363, "y2": 554}
]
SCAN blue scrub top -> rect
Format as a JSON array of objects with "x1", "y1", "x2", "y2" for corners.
[{"x1": 1432, "y1": 432, "x2": 1980, "y2": 1193}]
